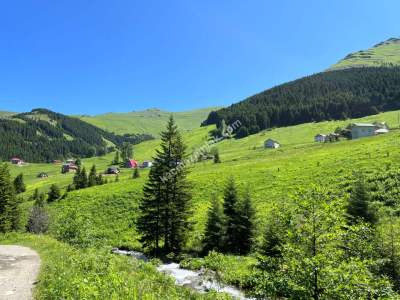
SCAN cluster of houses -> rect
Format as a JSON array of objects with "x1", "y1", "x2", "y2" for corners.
[
  {"x1": 315, "y1": 122, "x2": 389, "y2": 142},
  {"x1": 106, "y1": 160, "x2": 153, "y2": 175},
  {"x1": 263, "y1": 122, "x2": 390, "y2": 150},
  {"x1": 61, "y1": 159, "x2": 79, "y2": 173}
]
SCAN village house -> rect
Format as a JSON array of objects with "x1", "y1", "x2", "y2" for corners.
[
  {"x1": 106, "y1": 166, "x2": 120, "y2": 174},
  {"x1": 264, "y1": 139, "x2": 280, "y2": 149},
  {"x1": 61, "y1": 163, "x2": 79, "y2": 173},
  {"x1": 125, "y1": 159, "x2": 138, "y2": 168},
  {"x1": 10, "y1": 157, "x2": 24, "y2": 165},
  {"x1": 314, "y1": 134, "x2": 327, "y2": 143},
  {"x1": 141, "y1": 161, "x2": 153, "y2": 168},
  {"x1": 350, "y1": 122, "x2": 389, "y2": 139}
]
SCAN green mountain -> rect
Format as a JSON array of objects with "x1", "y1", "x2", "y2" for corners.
[
  {"x1": 0, "y1": 108, "x2": 153, "y2": 162},
  {"x1": 202, "y1": 67, "x2": 400, "y2": 137},
  {"x1": 77, "y1": 106, "x2": 222, "y2": 136},
  {"x1": 0, "y1": 111, "x2": 15, "y2": 118},
  {"x1": 329, "y1": 37, "x2": 400, "y2": 70}
]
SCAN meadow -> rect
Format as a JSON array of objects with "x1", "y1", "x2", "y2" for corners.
[{"x1": 5, "y1": 109, "x2": 400, "y2": 298}]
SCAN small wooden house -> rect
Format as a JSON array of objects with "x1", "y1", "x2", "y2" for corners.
[
  {"x1": 106, "y1": 166, "x2": 120, "y2": 174},
  {"x1": 62, "y1": 164, "x2": 79, "y2": 174},
  {"x1": 141, "y1": 161, "x2": 153, "y2": 168},
  {"x1": 11, "y1": 157, "x2": 23, "y2": 165},
  {"x1": 264, "y1": 139, "x2": 280, "y2": 149},
  {"x1": 314, "y1": 134, "x2": 327, "y2": 143},
  {"x1": 125, "y1": 159, "x2": 138, "y2": 169}
]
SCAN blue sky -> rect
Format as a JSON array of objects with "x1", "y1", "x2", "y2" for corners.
[{"x1": 0, "y1": 0, "x2": 399, "y2": 115}]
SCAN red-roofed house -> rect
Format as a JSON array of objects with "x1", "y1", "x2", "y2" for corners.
[
  {"x1": 125, "y1": 159, "x2": 138, "y2": 169},
  {"x1": 11, "y1": 157, "x2": 23, "y2": 165}
]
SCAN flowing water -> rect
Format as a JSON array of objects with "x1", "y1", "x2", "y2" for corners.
[{"x1": 112, "y1": 249, "x2": 252, "y2": 299}]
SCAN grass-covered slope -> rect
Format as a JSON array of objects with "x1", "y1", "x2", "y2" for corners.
[
  {"x1": 0, "y1": 233, "x2": 225, "y2": 300},
  {"x1": 0, "y1": 111, "x2": 15, "y2": 118},
  {"x1": 37, "y1": 110, "x2": 400, "y2": 252},
  {"x1": 78, "y1": 107, "x2": 222, "y2": 136},
  {"x1": 202, "y1": 67, "x2": 400, "y2": 137},
  {"x1": 0, "y1": 108, "x2": 153, "y2": 163},
  {"x1": 329, "y1": 37, "x2": 400, "y2": 70}
]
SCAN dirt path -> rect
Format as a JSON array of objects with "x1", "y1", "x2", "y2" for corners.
[{"x1": 0, "y1": 245, "x2": 40, "y2": 300}]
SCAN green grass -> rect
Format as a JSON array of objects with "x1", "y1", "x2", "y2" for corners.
[
  {"x1": 30, "y1": 109, "x2": 400, "y2": 253},
  {"x1": 0, "y1": 233, "x2": 229, "y2": 300},
  {"x1": 9, "y1": 109, "x2": 400, "y2": 298},
  {"x1": 329, "y1": 37, "x2": 400, "y2": 70},
  {"x1": 0, "y1": 111, "x2": 15, "y2": 118},
  {"x1": 77, "y1": 107, "x2": 221, "y2": 136}
]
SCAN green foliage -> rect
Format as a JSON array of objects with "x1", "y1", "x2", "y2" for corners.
[
  {"x1": 234, "y1": 189, "x2": 255, "y2": 255},
  {"x1": 223, "y1": 177, "x2": 240, "y2": 253},
  {"x1": 347, "y1": 172, "x2": 376, "y2": 224},
  {"x1": 203, "y1": 67, "x2": 400, "y2": 137},
  {"x1": 133, "y1": 167, "x2": 140, "y2": 179},
  {"x1": 0, "y1": 233, "x2": 224, "y2": 300},
  {"x1": 47, "y1": 184, "x2": 61, "y2": 202},
  {"x1": 112, "y1": 151, "x2": 120, "y2": 165},
  {"x1": 0, "y1": 164, "x2": 19, "y2": 232},
  {"x1": 13, "y1": 173, "x2": 26, "y2": 194},
  {"x1": 120, "y1": 142, "x2": 133, "y2": 161},
  {"x1": 0, "y1": 108, "x2": 152, "y2": 163},
  {"x1": 203, "y1": 194, "x2": 224, "y2": 253},
  {"x1": 138, "y1": 116, "x2": 192, "y2": 256}
]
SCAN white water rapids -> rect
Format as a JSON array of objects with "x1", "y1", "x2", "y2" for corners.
[{"x1": 112, "y1": 249, "x2": 253, "y2": 299}]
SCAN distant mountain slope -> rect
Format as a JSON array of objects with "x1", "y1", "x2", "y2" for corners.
[
  {"x1": 202, "y1": 67, "x2": 400, "y2": 137},
  {"x1": 0, "y1": 111, "x2": 15, "y2": 118},
  {"x1": 329, "y1": 37, "x2": 400, "y2": 70},
  {"x1": 78, "y1": 107, "x2": 222, "y2": 136},
  {"x1": 0, "y1": 108, "x2": 153, "y2": 162}
]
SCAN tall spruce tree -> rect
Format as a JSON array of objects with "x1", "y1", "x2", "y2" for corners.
[
  {"x1": 13, "y1": 173, "x2": 26, "y2": 194},
  {"x1": 88, "y1": 165, "x2": 97, "y2": 187},
  {"x1": 347, "y1": 173, "x2": 376, "y2": 224},
  {"x1": 235, "y1": 188, "x2": 255, "y2": 254},
  {"x1": 0, "y1": 164, "x2": 19, "y2": 232},
  {"x1": 203, "y1": 194, "x2": 225, "y2": 254},
  {"x1": 47, "y1": 184, "x2": 61, "y2": 202},
  {"x1": 137, "y1": 116, "x2": 192, "y2": 256},
  {"x1": 223, "y1": 176, "x2": 240, "y2": 253}
]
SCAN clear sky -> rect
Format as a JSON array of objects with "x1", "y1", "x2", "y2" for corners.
[{"x1": 0, "y1": 0, "x2": 399, "y2": 115}]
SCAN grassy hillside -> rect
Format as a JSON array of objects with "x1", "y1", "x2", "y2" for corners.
[
  {"x1": 11, "y1": 109, "x2": 400, "y2": 298},
  {"x1": 19, "y1": 109, "x2": 399, "y2": 248},
  {"x1": 78, "y1": 107, "x2": 222, "y2": 136},
  {"x1": 0, "y1": 111, "x2": 15, "y2": 118},
  {"x1": 329, "y1": 37, "x2": 400, "y2": 70}
]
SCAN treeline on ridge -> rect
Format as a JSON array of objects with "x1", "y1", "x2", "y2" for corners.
[
  {"x1": 0, "y1": 108, "x2": 153, "y2": 162},
  {"x1": 202, "y1": 67, "x2": 400, "y2": 137}
]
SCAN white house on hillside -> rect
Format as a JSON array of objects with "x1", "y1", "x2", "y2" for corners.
[
  {"x1": 264, "y1": 139, "x2": 280, "y2": 149},
  {"x1": 314, "y1": 134, "x2": 327, "y2": 143},
  {"x1": 350, "y1": 123, "x2": 389, "y2": 139}
]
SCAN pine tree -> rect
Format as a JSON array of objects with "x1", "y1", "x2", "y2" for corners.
[
  {"x1": 235, "y1": 189, "x2": 255, "y2": 254},
  {"x1": 0, "y1": 164, "x2": 19, "y2": 232},
  {"x1": 137, "y1": 116, "x2": 192, "y2": 256},
  {"x1": 347, "y1": 173, "x2": 376, "y2": 224},
  {"x1": 203, "y1": 194, "x2": 225, "y2": 254},
  {"x1": 133, "y1": 168, "x2": 140, "y2": 179},
  {"x1": 88, "y1": 165, "x2": 97, "y2": 187},
  {"x1": 213, "y1": 149, "x2": 221, "y2": 163},
  {"x1": 223, "y1": 176, "x2": 240, "y2": 253},
  {"x1": 121, "y1": 142, "x2": 133, "y2": 162},
  {"x1": 47, "y1": 184, "x2": 61, "y2": 202},
  {"x1": 13, "y1": 173, "x2": 26, "y2": 194},
  {"x1": 96, "y1": 174, "x2": 104, "y2": 185},
  {"x1": 112, "y1": 151, "x2": 120, "y2": 165},
  {"x1": 79, "y1": 167, "x2": 88, "y2": 188},
  {"x1": 73, "y1": 167, "x2": 81, "y2": 189}
]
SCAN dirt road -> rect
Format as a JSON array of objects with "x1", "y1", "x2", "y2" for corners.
[{"x1": 0, "y1": 245, "x2": 40, "y2": 300}]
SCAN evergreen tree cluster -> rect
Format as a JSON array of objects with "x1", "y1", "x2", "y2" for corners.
[
  {"x1": 0, "y1": 164, "x2": 20, "y2": 232},
  {"x1": 137, "y1": 116, "x2": 192, "y2": 257},
  {"x1": 203, "y1": 177, "x2": 255, "y2": 255},
  {"x1": 202, "y1": 67, "x2": 400, "y2": 137},
  {"x1": 72, "y1": 165, "x2": 105, "y2": 190},
  {"x1": 0, "y1": 108, "x2": 153, "y2": 162}
]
